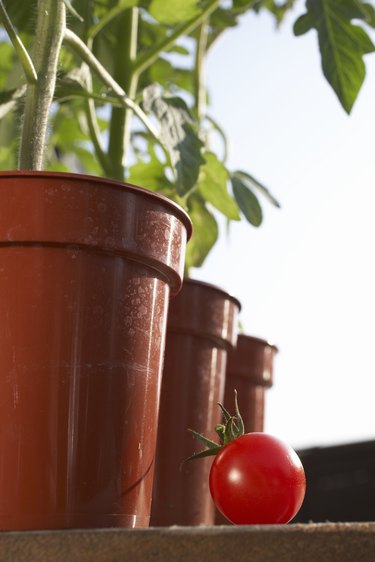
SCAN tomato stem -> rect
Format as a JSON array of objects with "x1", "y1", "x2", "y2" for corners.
[{"x1": 184, "y1": 390, "x2": 246, "y2": 463}]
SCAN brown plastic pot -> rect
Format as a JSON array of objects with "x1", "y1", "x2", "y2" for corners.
[
  {"x1": 151, "y1": 279, "x2": 241, "y2": 526},
  {"x1": 215, "y1": 334, "x2": 278, "y2": 525},
  {"x1": 224, "y1": 335, "x2": 278, "y2": 433},
  {"x1": 0, "y1": 171, "x2": 191, "y2": 530}
]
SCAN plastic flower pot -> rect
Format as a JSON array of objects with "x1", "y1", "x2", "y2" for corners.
[
  {"x1": 151, "y1": 279, "x2": 241, "y2": 526},
  {"x1": 0, "y1": 171, "x2": 191, "y2": 530},
  {"x1": 224, "y1": 335, "x2": 278, "y2": 433},
  {"x1": 215, "y1": 334, "x2": 278, "y2": 525}
]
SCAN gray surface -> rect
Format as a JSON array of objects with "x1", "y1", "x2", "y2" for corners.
[{"x1": 0, "y1": 523, "x2": 375, "y2": 562}]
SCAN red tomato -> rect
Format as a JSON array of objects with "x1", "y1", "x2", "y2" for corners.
[{"x1": 209, "y1": 433, "x2": 306, "y2": 525}]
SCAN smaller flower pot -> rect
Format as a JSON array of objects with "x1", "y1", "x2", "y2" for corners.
[
  {"x1": 151, "y1": 279, "x2": 241, "y2": 526},
  {"x1": 215, "y1": 334, "x2": 278, "y2": 525},
  {"x1": 224, "y1": 334, "x2": 278, "y2": 434}
]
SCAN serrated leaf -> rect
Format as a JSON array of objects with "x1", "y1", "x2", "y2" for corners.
[
  {"x1": 234, "y1": 170, "x2": 280, "y2": 208},
  {"x1": 293, "y1": 13, "x2": 313, "y2": 35},
  {"x1": 259, "y1": 0, "x2": 297, "y2": 23},
  {"x1": 148, "y1": 58, "x2": 195, "y2": 94},
  {"x1": 143, "y1": 84, "x2": 204, "y2": 195},
  {"x1": 231, "y1": 176, "x2": 262, "y2": 227},
  {"x1": 358, "y1": 2, "x2": 375, "y2": 27},
  {"x1": 149, "y1": 0, "x2": 200, "y2": 25},
  {"x1": 184, "y1": 194, "x2": 218, "y2": 270},
  {"x1": 197, "y1": 152, "x2": 240, "y2": 220},
  {"x1": 293, "y1": 0, "x2": 375, "y2": 113}
]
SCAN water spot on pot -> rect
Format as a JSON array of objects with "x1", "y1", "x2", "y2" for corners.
[
  {"x1": 137, "y1": 305, "x2": 147, "y2": 319},
  {"x1": 66, "y1": 245, "x2": 80, "y2": 259},
  {"x1": 97, "y1": 202, "x2": 107, "y2": 213},
  {"x1": 105, "y1": 236, "x2": 115, "y2": 247},
  {"x1": 84, "y1": 234, "x2": 94, "y2": 245}
]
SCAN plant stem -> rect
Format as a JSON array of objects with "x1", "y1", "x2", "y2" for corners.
[
  {"x1": 19, "y1": 0, "x2": 66, "y2": 170},
  {"x1": 194, "y1": 22, "x2": 209, "y2": 121},
  {"x1": 108, "y1": 8, "x2": 139, "y2": 180},
  {"x1": 63, "y1": 28, "x2": 159, "y2": 143},
  {"x1": 84, "y1": 67, "x2": 113, "y2": 177},
  {"x1": 132, "y1": 0, "x2": 220, "y2": 78}
]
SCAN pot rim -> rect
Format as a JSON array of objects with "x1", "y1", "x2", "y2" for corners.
[
  {"x1": 0, "y1": 170, "x2": 193, "y2": 240},
  {"x1": 183, "y1": 277, "x2": 242, "y2": 311},
  {"x1": 237, "y1": 333, "x2": 279, "y2": 353}
]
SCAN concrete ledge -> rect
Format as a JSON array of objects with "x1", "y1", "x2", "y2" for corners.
[{"x1": 0, "y1": 523, "x2": 375, "y2": 561}]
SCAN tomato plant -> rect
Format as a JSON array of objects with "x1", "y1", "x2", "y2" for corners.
[
  {"x1": 209, "y1": 432, "x2": 305, "y2": 525},
  {"x1": 187, "y1": 391, "x2": 306, "y2": 525}
]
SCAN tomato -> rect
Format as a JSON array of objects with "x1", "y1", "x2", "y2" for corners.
[{"x1": 209, "y1": 432, "x2": 306, "y2": 525}]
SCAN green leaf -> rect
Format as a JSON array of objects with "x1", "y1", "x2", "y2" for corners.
[
  {"x1": 234, "y1": 170, "x2": 280, "y2": 208},
  {"x1": 234, "y1": 389, "x2": 245, "y2": 436},
  {"x1": 293, "y1": 0, "x2": 375, "y2": 113},
  {"x1": 184, "y1": 194, "x2": 218, "y2": 270},
  {"x1": 149, "y1": 0, "x2": 200, "y2": 25},
  {"x1": 0, "y1": 42, "x2": 16, "y2": 88},
  {"x1": 206, "y1": 115, "x2": 229, "y2": 162},
  {"x1": 183, "y1": 445, "x2": 223, "y2": 463},
  {"x1": 197, "y1": 152, "x2": 240, "y2": 220},
  {"x1": 1, "y1": 0, "x2": 34, "y2": 34},
  {"x1": 358, "y1": 2, "x2": 375, "y2": 27},
  {"x1": 218, "y1": 402, "x2": 232, "y2": 423},
  {"x1": 148, "y1": 58, "x2": 195, "y2": 94},
  {"x1": 127, "y1": 153, "x2": 174, "y2": 195},
  {"x1": 231, "y1": 175, "x2": 263, "y2": 227},
  {"x1": 143, "y1": 84, "x2": 205, "y2": 196},
  {"x1": 73, "y1": 145, "x2": 103, "y2": 174},
  {"x1": 0, "y1": 143, "x2": 16, "y2": 169},
  {"x1": 0, "y1": 85, "x2": 26, "y2": 119},
  {"x1": 188, "y1": 429, "x2": 220, "y2": 450},
  {"x1": 257, "y1": 0, "x2": 297, "y2": 23},
  {"x1": 55, "y1": 72, "x2": 121, "y2": 106}
]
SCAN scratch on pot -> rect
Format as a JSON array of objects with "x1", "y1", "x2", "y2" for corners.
[{"x1": 11, "y1": 347, "x2": 20, "y2": 408}]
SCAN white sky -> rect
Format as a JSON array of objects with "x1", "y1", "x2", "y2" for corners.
[{"x1": 194, "y1": 3, "x2": 375, "y2": 449}]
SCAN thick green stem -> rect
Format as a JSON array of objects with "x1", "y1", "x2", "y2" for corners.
[
  {"x1": 108, "y1": 8, "x2": 139, "y2": 180},
  {"x1": 19, "y1": 0, "x2": 66, "y2": 170}
]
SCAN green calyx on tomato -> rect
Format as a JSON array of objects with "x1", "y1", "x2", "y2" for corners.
[{"x1": 185, "y1": 389, "x2": 246, "y2": 463}]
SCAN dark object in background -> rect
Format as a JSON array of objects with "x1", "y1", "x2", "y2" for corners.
[{"x1": 294, "y1": 440, "x2": 375, "y2": 522}]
